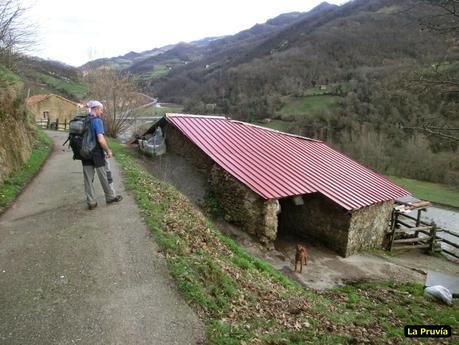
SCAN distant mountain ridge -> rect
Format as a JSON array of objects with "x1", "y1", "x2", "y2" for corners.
[
  {"x1": 146, "y1": 0, "x2": 452, "y2": 113},
  {"x1": 80, "y1": 5, "x2": 332, "y2": 74}
]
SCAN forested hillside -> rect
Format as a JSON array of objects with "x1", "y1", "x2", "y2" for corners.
[{"x1": 146, "y1": 0, "x2": 458, "y2": 187}]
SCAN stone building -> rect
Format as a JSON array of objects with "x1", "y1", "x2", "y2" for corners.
[
  {"x1": 143, "y1": 114, "x2": 410, "y2": 257},
  {"x1": 26, "y1": 94, "x2": 81, "y2": 125}
]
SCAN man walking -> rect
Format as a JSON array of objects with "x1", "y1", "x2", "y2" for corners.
[{"x1": 83, "y1": 100, "x2": 122, "y2": 210}]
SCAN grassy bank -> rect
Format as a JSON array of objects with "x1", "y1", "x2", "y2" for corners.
[
  {"x1": 111, "y1": 140, "x2": 457, "y2": 344},
  {"x1": 0, "y1": 129, "x2": 52, "y2": 213},
  {"x1": 387, "y1": 176, "x2": 459, "y2": 209}
]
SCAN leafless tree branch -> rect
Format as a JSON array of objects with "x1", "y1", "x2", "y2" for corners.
[{"x1": 0, "y1": 0, "x2": 37, "y2": 67}]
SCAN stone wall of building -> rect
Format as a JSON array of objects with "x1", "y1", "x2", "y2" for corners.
[
  {"x1": 209, "y1": 164, "x2": 278, "y2": 245},
  {"x1": 278, "y1": 193, "x2": 351, "y2": 256},
  {"x1": 164, "y1": 124, "x2": 214, "y2": 173},
  {"x1": 279, "y1": 194, "x2": 394, "y2": 257},
  {"x1": 346, "y1": 200, "x2": 393, "y2": 256}
]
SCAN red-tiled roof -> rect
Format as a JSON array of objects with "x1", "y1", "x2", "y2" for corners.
[{"x1": 165, "y1": 114, "x2": 410, "y2": 210}]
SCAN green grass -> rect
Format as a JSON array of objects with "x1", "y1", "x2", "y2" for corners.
[
  {"x1": 387, "y1": 176, "x2": 459, "y2": 208},
  {"x1": 109, "y1": 139, "x2": 458, "y2": 344},
  {"x1": 38, "y1": 73, "x2": 88, "y2": 100},
  {"x1": 0, "y1": 129, "x2": 52, "y2": 213},
  {"x1": 279, "y1": 95, "x2": 340, "y2": 118}
]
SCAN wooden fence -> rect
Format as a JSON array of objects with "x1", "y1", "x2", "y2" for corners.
[
  {"x1": 36, "y1": 118, "x2": 69, "y2": 131},
  {"x1": 389, "y1": 209, "x2": 459, "y2": 259}
]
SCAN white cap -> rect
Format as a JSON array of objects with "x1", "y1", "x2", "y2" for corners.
[{"x1": 87, "y1": 100, "x2": 103, "y2": 109}]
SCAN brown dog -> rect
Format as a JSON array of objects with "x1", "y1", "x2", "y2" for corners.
[{"x1": 295, "y1": 244, "x2": 308, "y2": 273}]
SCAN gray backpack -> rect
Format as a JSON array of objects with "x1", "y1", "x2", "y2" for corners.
[{"x1": 66, "y1": 115, "x2": 96, "y2": 160}]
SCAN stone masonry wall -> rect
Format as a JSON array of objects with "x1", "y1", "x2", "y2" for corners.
[
  {"x1": 209, "y1": 164, "x2": 278, "y2": 245},
  {"x1": 346, "y1": 200, "x2": 393, "y2": 256},
  {"x1": 164, "y1": 124, "x2": 214, "y2": 173},
  {"x1": 279, "y1": 193, "x2": 351, "y2": 256}
]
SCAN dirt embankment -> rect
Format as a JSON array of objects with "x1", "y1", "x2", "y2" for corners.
[{"x1": 0, "y1": 78, "x2": 34, "y2": 183}]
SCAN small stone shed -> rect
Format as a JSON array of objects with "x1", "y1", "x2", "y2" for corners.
[
  {"x1": 143, "y1": 114, "x2": 410, "y2": 257},
  {"x1": 26, "y1": 94, "x2": 81, "y2": 124}
]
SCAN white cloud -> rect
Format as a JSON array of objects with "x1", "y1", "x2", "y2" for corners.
[{"x1": 23, "y1": 0, "x2": 347, "y2": 66}]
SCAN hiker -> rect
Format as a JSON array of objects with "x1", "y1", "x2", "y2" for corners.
[{"x1": 83, "y1": 100, "x2": 122, "y2": 210}]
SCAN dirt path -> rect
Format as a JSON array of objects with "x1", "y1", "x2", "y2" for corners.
[{"x1": 0, "y1": 131, "x2": 204, "y2": 345}]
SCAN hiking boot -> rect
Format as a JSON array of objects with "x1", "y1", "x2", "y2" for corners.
[
  {"x1": 88, "y1": 202, "x2": 98, "y2": 210},
  {"x1": 107, "y1": 195, "x2": 123, "y2": 204}
]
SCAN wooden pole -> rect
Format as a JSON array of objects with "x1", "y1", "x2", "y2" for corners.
[
  {"x1": 415, "y1": 209, "x2": 422, "y2": 237},
  {"x1": 389, "y1": 210, "x2": 398, "y2": 251},
  {"x1": 429, "y1": 223, "x2": 437, "y2": 254}
]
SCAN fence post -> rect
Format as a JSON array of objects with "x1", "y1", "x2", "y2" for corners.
[
  {"x1": 47, "y1": 117, "x2": 50, "y2": 129},
  {"x1": 389, "y1": 210, "x2": 398, "y2": 251},
  {"x1": 415, "y1": 209, "x2": 422, "y2": 238},
  {"x1": 429, "y1": 222, "x2": 437, "y2": 254},
  {"x1": 64, "y1": 118, "x2": 67, "y2": 131},
  {"x1": 55, "y1": 118, "x2": 59, "y2": 131}
]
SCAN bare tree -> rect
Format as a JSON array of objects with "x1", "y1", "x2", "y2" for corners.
[
  {"x1": 0, "y1": 0, "x2": 36, "y2": 67},
  {"x1": 403, "y1": 0, "x2": 459, "y2": 141},
  {"x1": 417, "y1": 0, "x2": 459, "y2": 34},
  {"x1": 83, "y1": 68, "x2": 147, "y2": 137}
]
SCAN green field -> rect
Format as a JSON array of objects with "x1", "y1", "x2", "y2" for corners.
[
  {"x1": 279, "y1": 95, "x2": 340, "y2": 118},
  {"x1": 140, "y1": 65, "x2": 171, "y2": 81},
  {"x1": 38, "y1": 73, "x2": 88, "y2": 100},
  {"x1": 387, "y1": 176, "x2": 459, "y2": 208},
  {"x1": 132, "y1": 104, "x2": 183, "y2": 116}
]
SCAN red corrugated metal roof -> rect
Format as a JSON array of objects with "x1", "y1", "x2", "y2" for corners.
[{"x1": 165, "y1": 114, "x2": 410, "y2": 210}]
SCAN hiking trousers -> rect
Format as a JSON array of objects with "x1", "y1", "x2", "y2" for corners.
[{"x1": 83, "y1": 160, "x2": 116, "y2": 205}]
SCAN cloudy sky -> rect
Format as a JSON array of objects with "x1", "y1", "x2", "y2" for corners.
[{"x1": 24, "y1": 0, "x2": 347, "y2": 67}]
